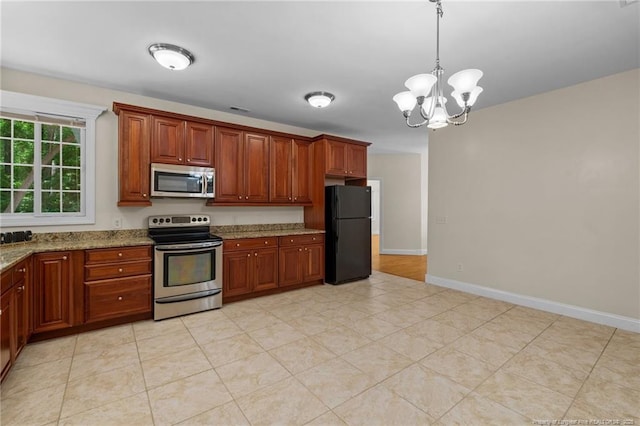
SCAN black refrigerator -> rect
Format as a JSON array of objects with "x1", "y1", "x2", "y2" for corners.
[{"x1": 325, "y1": 185, "x2": 372, "y2": 284}]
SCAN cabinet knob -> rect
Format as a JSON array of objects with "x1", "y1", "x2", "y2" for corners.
[
  {"x1": 236, "y1": 243, "x2": 240, "y2": 247},
  {"x1": 187, "y1": 159, "x2": 191, "y2": 162},
  {"x1": 18, "y1": 268, "x2": 25, "y2": 273},
  {"x1": 143, "y1": 193, "x2": 147, "y2": 198},
  {"x1": 0, "y1": 309, "x2": 2, "y2": 316},
  {"x1": 304, "y1": 248, "x2": 308, "y2": 251},
  {"x1": 118, "y1": 296, "x2": 123, "y2": 301},
  {"x1": 254, "y1": 252, "x2": 258, "y2": 256},
  {"x1": 245, "y1": 196, "x2": 249, "y2": 200},
  {"x1": 62, "y1": 256, "x2": 68, "y2": 260},
  {"x1": 312, "y1": 237, "x2": 316, "y2": 241},
  {"x1": 290, "y1": 239, "x2": 294, "y2": 243},
  {"x1": 238, "y1": 196, "x2": 242, "y2": 200},
  {"x1": 118, "y1": 268, "x2": 123, "y2": 272},
  {"x1": 179, "y1": 158, "x2": 183, "y2": 161},
  {"x1": 294, "y1": 197, "x2": 297, "y2": 201},
  {"x1": 288, "y1": 197, "x2": 292, "y2": 200},
  {"x1": 264, "y1": 241, "x2": 268, "y2": 245},
  {"x1": 19, "y1": 285, "x2": 24, "y2": 291},
  {"x1": 344, "y1": 171, "x2": 348, "y2": 174},
  {"x1": 118, "y1": 252, "x2": 123, "y2": 257},
  {"x1": 247, "y1": 253, "x2": 251, "y2": 257}
]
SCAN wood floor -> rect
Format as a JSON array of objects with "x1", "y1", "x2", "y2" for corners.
[{"x1": 371, "y1": 234, "x2": 427, "y2": 282}]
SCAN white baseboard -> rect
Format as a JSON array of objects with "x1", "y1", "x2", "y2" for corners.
[
  {"x1": 426, "y1": 274, "x2": 640, "y2": 333},
  {"x1": 380, "y1": 248, "x2": 428, "y2": 255}
]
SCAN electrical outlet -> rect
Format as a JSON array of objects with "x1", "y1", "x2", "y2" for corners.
[
  {"x1": 457, "y1": 263, "x2": 464, "y2": 272},
  {"x1": 113, "y1": 217, "x2": 122, "y2": 229}
]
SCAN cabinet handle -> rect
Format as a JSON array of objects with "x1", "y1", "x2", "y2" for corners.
[
  {"x1": 118, "y1": 296, "x2": 123, "y2": 301},
  {"x1": 288, "y1": 197, "x2": 292, "y2": 201},
  {"x1": 238, "y1": 196, "x2": 242, "y2": 200},
  {"x1": 236, "y1": 243, "x2": 240, "y2": 247},
  {"x1": 304, "y1": 248, "x2": 308, "y2": 251},
  {"x1": 264, "y1": 241, "x2": 268, "y2": 245},
  {"x1": 187, "y1": 159, "x2": 191, "y2": 162},
  {"x1": 254, "y1": 252, "x2": 258, "y2": 256},
  {"x1": 0, "y1": 309, "x2": 2, "y2": 316},
  {"x1": 245, "y1": 196, "x2": 249, "y2": 200},
  {"x1": 118, "y1": 268, "x2": 124, "y2": 272},
  {"x1": 18, "y1": 268, "x2": 26, "y2": 273},
  {"x1": 18, "y1": 285, "x2": 24, "y2": 291},
  {"x1": 179, "y1": 158, "x2": 183, "y2": 161},
  {"x1": 62, "y1": 256, "x2": 68, "y2": 260},
  {"x1": 247, "y1": 253, "x2": 251, "y2": 257},
  {"x1": 344, "y1": 170, "x2": 348, "y2": 174},
  {"x1": 118, "y1": 252, "x2": 123, "y2": 257},
  {"x1": 143, "y1": 193, "x2": 147, "y2": 198},
  {"x1": 312, "y1": 237, "x2": 316, "y2": 241},
  {"x1": 290, "y1": 239, "x2": 294, "y2": 243},
  {"x1": 298, "y1": 248, "x2": 302, "y2": 252}
]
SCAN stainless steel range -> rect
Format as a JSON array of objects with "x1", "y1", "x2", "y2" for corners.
[{"x1": 148, "y1": 214, "x2": 223, "y2": 320}]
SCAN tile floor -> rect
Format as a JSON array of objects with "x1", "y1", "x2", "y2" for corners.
[{"x1": 1, "y1": 271, "x2": 639, "y2": 425}]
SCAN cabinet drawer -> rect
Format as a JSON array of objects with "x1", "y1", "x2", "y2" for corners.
[
  {"x1": 223, "y1": 237, "x2": 278, "y2": 251},
  {"x1": 85, "y1": 246, "x2": 152, "y2": 264},
  {"x1": 278, "y1": 234, "x2": 324, "y2": 247},
  {"x1": 85, "y1": 260, "x2": 152, "y2": 281},
  {"x1": 85, "y1": 275, "x2": 152, "y2": 323}
]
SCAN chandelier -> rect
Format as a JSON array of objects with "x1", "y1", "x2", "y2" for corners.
[{"x1": 393, "y1": 0, "x2": 483, "y2": 129}]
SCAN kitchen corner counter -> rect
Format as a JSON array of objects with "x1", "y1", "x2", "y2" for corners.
[
  {"x1": 215, "y1": 228, "x2": 325, "y2": 240},
  {"x1": 0, "y1": 230, "x2": 152, "y2": 272}
]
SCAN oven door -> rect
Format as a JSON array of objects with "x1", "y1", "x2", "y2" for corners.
[{"x1": 154, "y1": 241, "x2": 223, "y2": 299}]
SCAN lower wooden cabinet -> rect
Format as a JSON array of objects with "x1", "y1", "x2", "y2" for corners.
[
  {"x1": 1, "y1": 287, "x2": 15, "y2": 382},
  {"x1": 278, "y1": 235, "x2": 324, "y2": 287},
  {"x1": 223, "y1": 238, "x2": 278, "y2": 298},
  {"x1": 13, "y1": 259, "x2": 30, "y2": 357}
]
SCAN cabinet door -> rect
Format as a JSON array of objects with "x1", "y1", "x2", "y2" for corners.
[
  {"x1": 1, "y1": 288, "x2": 15, "y2": 381},
  {"x1": 151, "y1": 116, "x2": 185, "y2": 165},
  {"x1": 269, "y1": 136, "x2": 293, "y2": 203},
  {"x1": 223, "y1": 251, "x2": 253, "y2": 297},
  {"x1": 14, "y1": 261, "x2": 29, "y2": 356},
  {"x1": 185, "y1": 122, "x2": 214, "y2": 167},
  {"x1": 292, "y1": 139, "x2": 312, "y2": 204},
  {"x1": 347, "y1": 144, "x2": 367, "y2": 178},
  {"x1": 253, "y1": 248, "x2": 278, "y2": 292},
  {"x1": 33, "y1": 252, "x2": 74, "y2": 333},
  {"x1": 325, "y1": 140, "x2": 348, "y2": 176},
  {"x1": 244, "y1": 133, "x2": 270, "y2": 202},
  {"x1": 215, "y1": 127, "x2": 245, "y2": 202},
  {"x1": 304, "y1": 244, "x2": 324, "y2": 282},
  {"x1": 278, "y1": 247, "x2": 303, "y2": 287},
  {"x1": 118, "y1": 111, "x2": 151, "y2": 206}
]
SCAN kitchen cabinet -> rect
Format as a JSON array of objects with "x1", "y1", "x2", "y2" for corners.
[
  {"x1": 84, "y1": 246, "x2": 152, "y2": 323},
  {"x1": 214, "y1": 127, "x2": 270, "y2": 203},
  {"x1": 116, "y1": 108, "x2": 152, "y2": 206},
  {"x1": 278, "y1": 235, "x2": 324, "y2": 287},
  {"x1": 325, "y1": 139, "x2": 367, "y2": 178},
  {"x1": 270, "y1": 137, "x2": 312, "y2": 205},
  {"x1": 1, "y1": 286, "x2": 14, "y2": 382},
  {"x1": 222, "y1": 238, "x2": 278, "y2": 298},
  {"x1": 12, "y1": 259, "x2": 30, "y2": 357},
  {"x1": 33, "y1": 251, "x2": 82, "y2": 334},
  {"x1": 151, "y1": 116, "x2": 214, "y2": 167}
]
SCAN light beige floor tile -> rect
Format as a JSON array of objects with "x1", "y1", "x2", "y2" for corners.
[
  {"x1": 319, "y1": 305, "x2": 370, "y2": 325},
  {"x1": 58, "y1": 392, "x2": 153, "y2": 426},
  {"x1": 538, "y1": 322, "x2": 611, "y2": 351},
  {"x1": 371, "y1": 307, "x2": 425, "y2": 328},
  {"x1": 405, "y1": 319, "x2": 465, "y2": 345},
  {"x1": 570, "y1": 376, "x2": 640, "y2": 420},
  {"x1": 231, "y1": 311, "x2": 284, "y2": 332},
  {"x1": 221, "y1": 300, "x2": 266, "y2": 319},
  {"x1": 0, "y1": 383, "x2": 66, "y2": 426},
  {"x1": 185, "y1": 317, "x2": 244, "y2": 345},
  {"x1": 503, "y1": 351, "x2": 588, "y2": 397},
  {"x1": 177, "y1": 401, "x2": 249, "y2": 426},
  {"x1": 311, "y1": 325, "x2": 372, "y2": 355},
  {"x1": 148, "y1": 370, "x2": 233, "y2": 425},
  {"x1": 248, "y1": 322, "x2": 306, "y2": 350},
  {"x1": 370, "y1": 292, "x2": 415, "y2": 308},
  {"x1": 378, "y1": 329, "x2": 443, "y2": 361},
  {"x1": 287, "y1": 314, "x2": 339, "y2": 336},
  {"x1": 486, "y1": 313, "x2": 550, "y2": 336},
  {"x1": 553, "y1": 316, "x2": 615, "y2": 338},
  {"x1": 610, "y1": 328, "x2": 640, "y2": 349},
  {"x1": 305, "y1": 411, "x2": 348, "y2": 426},
  {"x1": 345, "y1": 299, "x2": 394, "y2": 315},
  {"x1": 12, "y1": 335, "x2": 76, "y2": 369},
  {"x1": 590, "y1": 353, "x2": 640, "y2": 391},
  {"x1": 133, "y1": 317, "x2": 187, "y2": 341},
  {"x1": 523, "y1": 336, "x2": 602, "y2": 373},
  {"x1": 136, "y1": 329, "x2": 198, "y2": 361},
  {"x1": 68, "y1": 341, "x2": 139, "y2": 381},
  {"x1": 476, "y1": 370, "x2": 574, "y2": 420},
  {"x1": 1, "y1": 357, "x2": 70, "y2": 399},
  {"x1": 447, "y1": 333, "x2": 519, "y2": 369},
  {"x1": 420, "y1": 346, "x2": 496, "y2": 389},
  {"x1": 200, "y1": 333, "x2": 265, "y2": 367},
  {"x1": 341, "y1": 342, "x2": 412, "y2": 382},
  {"x1": 268, "y1": 301, "x2": 312, "y2": 321},
  {"x1": 383, "y1": 363, "x2": 470, "y2": 418},
  {"x1": 179, "y1": 307, "x2": 228, "y2": 329},
  {"x1": 436, "y1": 289, "x2": 479, "y2": 304},
  {"x1": 344, "y1": 316, "x2": 402, "y2": 340},
  {"x1": 334, "y1": 384, "x2": 434, "y2": 426},
  {"x1": 602, "y1": 339, "x2": 640, "y2": 364},
  {"x1": 451, "y1": 301, "x2": 506, "y2": 321},
  {"x1": 142, "y1": 346, "x2": 212, "y2": 389},
  {"x1": 215, "y1": 352, "x2": 291, "y2": 398},
  {"x1": 296, "y1": 357, "x2": 377, "y2": 408},
  {"x1": 471, "y1": 321, "x2": 538, "y2": 351},
  {"x1": 347, "y1": 285, "x2": 388, "y2": 298},
  {"x1": 236, "y1": 376, "x2": 328, "y2": 426},
  {"x1": 74, "y1": 324, "x2": 134, "y2": 354},
  {"x1": 501, "y1": 305, "x2": 558, "y2": 324},
  {"x1": 420, "y1": 293, "x2": 468, "y2": 310},
  {"x1": 438, "y1": 392, "x2": 531, "y2": 425},
  {"x1": 269, "y1": 336, "x2": 336, "y2": 374},
  {"x1": 61, "y1": 363, "x2": 146, "y2": 418},
  {"x1": 430, "y1": 310, "x2": 486, "y2": 332},
  {"x1": 252, "y1": 293, "x2": 294, "y2": 309}
]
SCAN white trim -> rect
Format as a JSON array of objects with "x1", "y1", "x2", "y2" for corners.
[
  {"x1": 380, "y1": 248, "x2": 428, "y2": 255},
  {"x1": 1, "y1": 90, "x2": 104, "y2": 120},
  {"x1": 426, "y1": 274, "x2": 640, "y2": 333}
]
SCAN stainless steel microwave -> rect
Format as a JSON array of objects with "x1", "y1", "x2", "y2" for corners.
[{"x1": 151, "y1": 163, "x2": 215, "y2": 198}]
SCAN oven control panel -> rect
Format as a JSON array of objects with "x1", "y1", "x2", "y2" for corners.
[{"x1": 148, "y1": 214, "x2": 210, "y2": 228}]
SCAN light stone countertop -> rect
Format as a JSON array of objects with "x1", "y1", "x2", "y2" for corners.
[{"x1": 215, "y1": 228, "x2": 324, "y2": 240}]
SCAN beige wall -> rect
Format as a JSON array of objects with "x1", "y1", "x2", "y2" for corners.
[
  {"x1": 428, "y1": 69, "x2": 640, "y2": 319},
  {"x1": 368, "y1": 152, "x2": 428, "y2": 255},
  {"x1": 0, "y1": 68, "x2": 321, "y2": 233}
]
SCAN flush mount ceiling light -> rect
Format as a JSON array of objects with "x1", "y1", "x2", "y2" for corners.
[
  {"x1": 393, "y1": 0, "x2": 483, "y2": 129},
  {"x1": 148, "y1": 43, "x2": 194, "y2": 71},
  {"x1": 305, "y1": 91, "x2": 335, "y2": 108}
]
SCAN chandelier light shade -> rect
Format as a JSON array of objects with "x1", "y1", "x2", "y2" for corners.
[
  {"x1": 148, "y1": 43, "x2": 195, "y2": 70},
  {"x1": 305, "y1": 91, "x2": 335, "y2": 108},
  {"x1": 393, "y1": 0, "x2": 483, "y2": 129}
]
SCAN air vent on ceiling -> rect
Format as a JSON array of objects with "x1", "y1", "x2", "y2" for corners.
[{"x1": 230, "y1": 106, "x2": 250, "y2": 113}]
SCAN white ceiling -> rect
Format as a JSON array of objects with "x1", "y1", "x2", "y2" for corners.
[{"x1": 1, "y1": 1, "x2": 639, "y2": 153}]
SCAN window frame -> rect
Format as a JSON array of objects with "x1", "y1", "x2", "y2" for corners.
[{"x1": 0, "y1": 90, "x2": 105, "y2": 226}]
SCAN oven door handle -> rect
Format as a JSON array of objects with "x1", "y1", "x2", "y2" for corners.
[
  {"x1": 155, "y1": 241, "x2": 222, "y2": 251},
  {"x1": 155, "y1": 288, "x2": 222, "y2": 304}
]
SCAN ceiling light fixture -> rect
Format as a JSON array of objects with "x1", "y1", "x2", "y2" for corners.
[
  {"x1": 393, "y1": 0, "x2": 483, "y2": 129},
  {"x1": 305, "y1": 91, "x2": 335, "y2": 108},
  {"x1": 148, "y1": 43, "x2": 194, "y2": 71}
]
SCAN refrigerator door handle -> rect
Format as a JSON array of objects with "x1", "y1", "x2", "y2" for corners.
[{"x1": 334, "y1": 219, "x2": 339, "y2": 250}]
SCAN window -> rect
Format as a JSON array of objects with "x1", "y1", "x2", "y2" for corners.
[{"x1": 0, "y1": 91, "x2": 104, "y2": 226}]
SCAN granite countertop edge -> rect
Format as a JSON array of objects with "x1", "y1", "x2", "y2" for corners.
[{"x1": 217, "y1": 228, "x2": 325, "y2": 240}]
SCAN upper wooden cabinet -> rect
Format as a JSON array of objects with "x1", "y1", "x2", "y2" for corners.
[
  {"x1": 116, "y1": 109, "x2": 151, "y2": 206},
  {"x1": 270, "y1": 137, "x2": 312, "y2": 205},
  {"x1": 325, "y1": 140, "x2": 367, "y2": 178},
  {"x1": 151, "y1": 116, "x2": 214, "y2": 167},
  {"x1": 215, "y1": 127, "x2": 269, "y2": 203}
]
